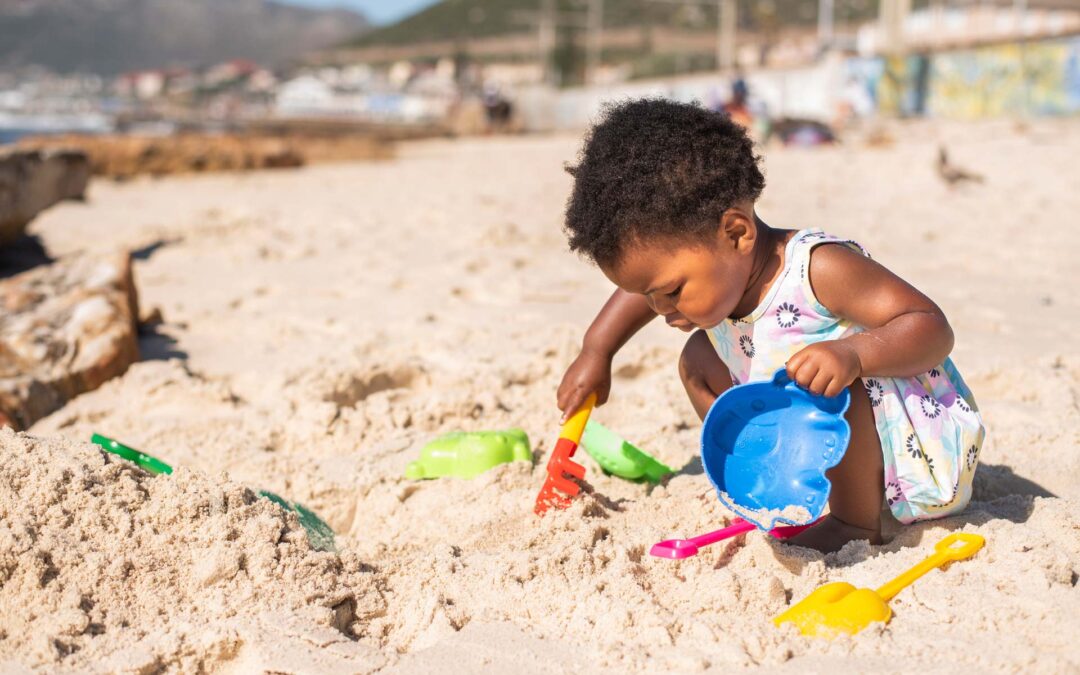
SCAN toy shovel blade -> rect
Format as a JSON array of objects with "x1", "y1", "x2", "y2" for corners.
[{"x1": 774, "y1": 533, "x2": 985, "y2": 638}]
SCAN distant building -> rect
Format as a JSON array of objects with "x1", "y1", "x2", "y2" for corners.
[
  {"x1": 276, "y1": 75, "x2": 336, "y2": 114},
  {"x1": 857, "y1": 3, "x2": 1080, "y2": 54}
]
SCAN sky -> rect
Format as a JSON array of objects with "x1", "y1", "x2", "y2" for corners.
[{"x1": 280, "y1": 0, "x2": 440, "y2": 26}]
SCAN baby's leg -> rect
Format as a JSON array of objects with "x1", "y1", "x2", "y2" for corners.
[
  {"x1": 678, "y1": 330, "x2": 733, "y2": 420},
  {"x1": 789, "y1": 381, "x2": 884, "y2": 553}
]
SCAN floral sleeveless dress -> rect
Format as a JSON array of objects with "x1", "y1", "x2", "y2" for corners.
[{"x1": 706, "y1": 229, "x2": 985, "y2": 523}]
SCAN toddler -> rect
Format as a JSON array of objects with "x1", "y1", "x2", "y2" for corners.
[{"x1": 556, "y1": 99, "x2": 985, "y2": 553}]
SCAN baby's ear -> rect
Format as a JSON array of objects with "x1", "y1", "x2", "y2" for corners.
[{"x1": 717, "y1": 207, "x2": 753, "y2": 250}]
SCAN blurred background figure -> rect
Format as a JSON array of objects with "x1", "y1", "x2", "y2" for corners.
[
  {"x1": 482, "y1": 83, "x2": 514, "y2": 134},
  {"x1": 721, "y1": 75, "x2": 753, "y2": 129}
]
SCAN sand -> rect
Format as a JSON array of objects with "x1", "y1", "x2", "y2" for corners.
[
  {"x1": 719, "y1": 493, "x2": 814, "y2": 527},
  {"x1": 1, "y1": 118, "x2": 1078, "y2": 672},
  {"x1": 0, "y1": 430, "x2": 385, "y2": 673}
]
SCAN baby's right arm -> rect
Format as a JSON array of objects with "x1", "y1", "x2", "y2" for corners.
[{"x1": 556, "y1": 289, "x2": 657, "y2": 421}]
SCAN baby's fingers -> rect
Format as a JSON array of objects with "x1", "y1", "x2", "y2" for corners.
[
  {"x1": 556, "y1": 382, "x2": 573, "y2": 412},
  {"x1": 808, "y1": 370, "x2": 832, "y2": 396},
  {"x1": 595, "y1": 384, "x2": 610, "y2": 407},
  {"x1": 559, "y1": 389, "x2": 588, "y2": 423},
  {"x1": 823, "y1": 378, "x2": 847, "y2": 398},
  {"x1": 786, "y1": 351, "x2": 809, "y2": 380},
  {"x1": 790, "y1": 360, "x2": 820, "y2": 390}
]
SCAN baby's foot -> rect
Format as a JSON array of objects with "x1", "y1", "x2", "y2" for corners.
[{"x1": 786, "y1": 514, "x2": 882, "y2": 554}]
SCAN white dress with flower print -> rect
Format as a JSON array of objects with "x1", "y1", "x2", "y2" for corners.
[{"x1": 705, "y1": 229, "x2": 985, "y2": 523}]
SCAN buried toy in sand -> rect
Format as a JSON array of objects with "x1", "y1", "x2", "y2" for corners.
[
  {"x1": 580, "y1": 420, "x2": 674, "y2": 484},
  {"x1": 90, "y1": 433, "x2": 336, "y2": 552}
]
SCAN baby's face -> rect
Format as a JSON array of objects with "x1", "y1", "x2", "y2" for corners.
[{"x1": 602, "y1": 233, "x2": 756, "y2": 331}]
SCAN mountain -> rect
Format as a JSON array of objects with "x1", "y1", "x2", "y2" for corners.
[
  {"x1": 349, "y1": 0, "x2": 880, "y2": 48},
  {"x1": 0, "y1": 0, "x2": 370, "y2": 75}
]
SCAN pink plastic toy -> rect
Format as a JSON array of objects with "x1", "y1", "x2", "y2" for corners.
[{"x1": 649, "y1": 517, "x2": 819, "y2": 559}]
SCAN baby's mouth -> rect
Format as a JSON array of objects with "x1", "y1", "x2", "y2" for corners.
[{"x1": 665, "y1": 314, "x2": 694, "y2": 330}]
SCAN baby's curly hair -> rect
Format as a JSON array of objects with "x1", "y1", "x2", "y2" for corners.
[{"x1": 564, "y1": 98, "x2": 765, "y2": 267}]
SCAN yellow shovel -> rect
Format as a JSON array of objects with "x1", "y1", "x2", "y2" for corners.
[{"x1": 774, "y1": 532, "x2": 985, "y2": 638}]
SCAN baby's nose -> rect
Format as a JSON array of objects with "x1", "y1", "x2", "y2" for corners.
[{"x1": 653, "y1": 297, "x2": 675, "y2": 314}]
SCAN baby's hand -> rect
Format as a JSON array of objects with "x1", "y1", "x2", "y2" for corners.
[
  {"x1": 786, "y1": 340, "x2": 862, "y2": 398},
  {"x1": 557, "y1": 346, "x2": 612, "y2": 422}
]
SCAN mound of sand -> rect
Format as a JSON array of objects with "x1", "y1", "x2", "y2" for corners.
[{"x1": 0, "y1": 430, "x2": 385, "y2": 672}]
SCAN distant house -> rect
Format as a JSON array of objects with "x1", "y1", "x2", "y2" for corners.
[
  {"x1": 115, "y1": 71, "x2": 166, "y2": 100},
  {"x1": 276, "y1": 75, "x2": 336, "y2": 115}
]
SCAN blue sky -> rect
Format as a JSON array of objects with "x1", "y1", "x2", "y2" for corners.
[{"x1": 281, "y1": 0, "x2": 440, "y2": 25}]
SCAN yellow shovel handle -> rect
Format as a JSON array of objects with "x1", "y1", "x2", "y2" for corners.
[
  {"x1": 875, "y1": 533, "x2": 985, "y2": 602},
  {"x1": 559, "y1": 393, "x2": 597, "y2": 444}
]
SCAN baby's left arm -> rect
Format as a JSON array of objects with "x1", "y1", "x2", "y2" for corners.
[{"x1": 785, "y1": 243, "x2": 954, "y2": 397}]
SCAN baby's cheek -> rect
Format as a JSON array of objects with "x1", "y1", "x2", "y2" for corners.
[{"x1": 703, "y1": 287, "x2": 735, "y2": 317}]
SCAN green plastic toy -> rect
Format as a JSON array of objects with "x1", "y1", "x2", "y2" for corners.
[
  {"x1": 581, "y1": 421, "x2": 674, "y2": 484},
  {"x1": 405, "y1": 429, "x2": 531, "y2": 480},
  {"x1": 90, "y1": 433, "x2": 336, "y2": 553}
]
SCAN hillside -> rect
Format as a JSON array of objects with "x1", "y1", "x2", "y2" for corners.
[
  {"x1": 350, "y1": 0, "x2": 883, "y2": 48},
  {"x1": 0, "y1": 0, "x2": 370, "y2": 75}
]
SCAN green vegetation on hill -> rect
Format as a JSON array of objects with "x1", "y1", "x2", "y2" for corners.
[{"x1": 351, "y1": 0, "x2": 885, "y2": 49}]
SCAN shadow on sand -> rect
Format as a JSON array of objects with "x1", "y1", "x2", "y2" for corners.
[
  {"x1": 0, "y1": 235, "x2": 53, "y2": 279},
  {"x1": 768, "y1": 462, "x2": 1056, "y2": 572}
]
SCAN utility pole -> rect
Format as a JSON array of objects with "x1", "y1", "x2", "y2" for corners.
[
  {"x1": 878, "y1": 0, "x2": 910, "y2": 55},
  {"x1": 648, "y1": 0, "x2": 738, "y2": 72},
  {"x1": 586, "y1": 0, "x2": 604, "y2": 85},
  {"x1": 513, "y1": 2, "x2": 591, "y2": 86},
  {"x1": 719, "y1": 0, "x2": 736, "y2": 71},
  {"x1": 1013, "y1": 0, "x2": 1028, "y2": 35},
  {"x1": 817, "y1": 0, "x2": 834, "y2": 50},
  {"x1": 540, "y1": 0, "x2": 557, "y2": 85}
]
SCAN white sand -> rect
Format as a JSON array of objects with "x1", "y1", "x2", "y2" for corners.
[
  {"x1": 1, "y1": 119, "x2": 1077, "y2": 672},
  {"x1": 719, "y1": 492, "x2": 814, "y2": 527},
  {"x1": 0, "y1": 430, "x2": 385, "y2": 673}
]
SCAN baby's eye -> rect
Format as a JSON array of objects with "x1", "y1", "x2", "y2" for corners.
[{"x1": 667, "y1": 285, "x2": 683, "y2": 299}]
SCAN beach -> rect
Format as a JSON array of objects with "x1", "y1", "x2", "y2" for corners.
[{"x1": 2, "y1": 118, "x2": 1079, "y2": 672}]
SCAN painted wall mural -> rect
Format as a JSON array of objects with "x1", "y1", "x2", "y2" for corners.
[{"x1": 845, "y1": 36, "x2": 1080, "y2": 119}]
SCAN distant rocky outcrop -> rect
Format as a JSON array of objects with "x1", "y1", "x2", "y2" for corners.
[
  {"x1": 0, "y1": 253, "x2": 140, "y2": 430},
  {"x1": 20, "y1": 132, "x2": 400, "y2": 180},
  {"x1": 0, "y1": 148, "x2": 91, "y2": 245},
  {"x1": 0, "y1": 0, "x2": 369, "y2": 75},
  {"x1": 21, "y1": 134, "x2": 304, "y2": 180}
]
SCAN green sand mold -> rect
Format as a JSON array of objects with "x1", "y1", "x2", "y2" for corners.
[
  {"x1": 581, "y1": 421, "x2": 674, "y2": 484},
  {"x1": 90, "y1": 433, "x2": 336, "y2": 553},
  {"x1": 406, "y1": 429, "x2": 531, "y2": 480}
]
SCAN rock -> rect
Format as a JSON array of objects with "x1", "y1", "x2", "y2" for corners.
[
  {"x1": 0, "y1": 148, "x2": 91, "y2": 245},
  {"x1": 20, "y1": 135, "x2": 308, "y2": 180},
  {"x1": 139, "y1": 305, "x2": 164, "y2": 328},
  {"x1": 0, "y1": 252, "x2": 139, "y2": 430}
]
